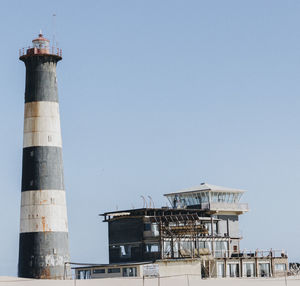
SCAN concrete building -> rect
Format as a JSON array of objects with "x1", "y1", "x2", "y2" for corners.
[
  {"x1": 75, "y1": 183, "x2": 288, "y2": 279},
  {"x1": 18, "y1": 34, "x2": 70, "y2": 279}
]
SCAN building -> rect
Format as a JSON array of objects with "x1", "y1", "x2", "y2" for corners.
[
  {"x1": 75, "y1": 183, "x2": 288, "y2": 279},
  {"x1": 18, "y1": 33, "x2": 70, "y2": 279}
]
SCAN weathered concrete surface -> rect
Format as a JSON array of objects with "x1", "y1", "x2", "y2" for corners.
[
  {"x1": 21, "y1": 146, "x2": 65, "y2": 192},
  {"x1": 18, "y1": 232, "x2": 70, "y2": 279},
  {"x1": 22, "y1": 56, "x2": 61, "y2": 103},
  {"x1": 20, "y1": 190, "x2": 68, "y2": 233},
  {"x1": 23, "y1": 102, "x2": 62, "y2": 148},
  {"x1": 1, "y1": 276, "x2": 299, "y2": 286}
]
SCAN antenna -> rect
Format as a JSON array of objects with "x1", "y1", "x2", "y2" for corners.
[
  {"x1": 140, "y1": 196, "x2": 147, "y2": 208},
  {"x1": 52, "y1": 13, "x2": 57, "y2": 48},
  {"x1": 148, "y1": 196, "x2": 155, "y2": 208},
  {"x1": 148, "y1": 196, "x2": 152, "y2": 208}
]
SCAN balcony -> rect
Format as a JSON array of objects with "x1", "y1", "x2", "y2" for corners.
[{"x1": 19, "y1": 46, "x2": 62, "y2": 58}]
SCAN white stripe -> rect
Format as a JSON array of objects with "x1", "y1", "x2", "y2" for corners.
[
  {"x1": 24, "y1": 101, "x2": 60, "y2": 117},
  {"x1": 20, "y1": 190, "x2": 68, "y2": 233},
  {"x1": 24, "y1": 116, "x2": 61, "y2": 132},
  {"x1": 23, "y1": 101, "x2": 62, "y2": 148},
  {"x1": 23, "y1": 132, "x2": 62, "y2": 148}
]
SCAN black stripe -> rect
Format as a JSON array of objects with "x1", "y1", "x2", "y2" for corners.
[
  {"x1": 21, "y1": 146, "x2": 64, "y2": 192},
  {"x1": 18, "y1": 232, "x2": 70, "y2": 279},
  {"x1": 23, "y1": 56, "x2": 59, "y2": 103}
]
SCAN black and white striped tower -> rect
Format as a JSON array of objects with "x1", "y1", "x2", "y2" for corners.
[{"x1": 18, "y1": 33, "x2": 70, "y2": 279}]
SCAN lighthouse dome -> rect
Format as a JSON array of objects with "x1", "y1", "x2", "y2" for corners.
[{"x1": 32, "y1": 32, "x2": 50, "y2": 50}]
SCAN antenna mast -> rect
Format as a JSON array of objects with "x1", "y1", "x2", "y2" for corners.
[{"x1": 52, "y1": 13, "x2": 57, "y2": 48}]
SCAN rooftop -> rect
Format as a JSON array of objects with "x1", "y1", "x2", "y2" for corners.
[
  {"x1": 164, "y1": 183, "x2": 246, "y2": 196},
  {"x1": 101, "y1": 207, "x2": 210, "y2": 221}
]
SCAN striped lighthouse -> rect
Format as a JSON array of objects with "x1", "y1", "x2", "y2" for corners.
[{"x1": 18, "y1": 34, "x2": 70, "y2": 279}]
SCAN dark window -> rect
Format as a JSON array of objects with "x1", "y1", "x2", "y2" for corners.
[
  {"x1": 93, "y1": 268, "x2": 105, "y2": 274},
  {"x1": 144, "y1": 223, "x2": 151, "y2": 231},
  {"x1": 108, "y1": 268, "x2": 120, "y2": 273}
]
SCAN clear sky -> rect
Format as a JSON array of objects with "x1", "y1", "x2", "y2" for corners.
[{"x1": 0, "y1": 0, "x2": 300, "y2": 276}]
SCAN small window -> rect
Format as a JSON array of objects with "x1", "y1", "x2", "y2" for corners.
[
  {"x1": 217, "y1": 262, "x2": 225, "y2": 278},
  {"x1": 144, "y1": 223, "x2": 151, "y2": 231},
  {"x1": 275, "y1": 264, "x2": 286, "y2": 271},
  {"x1": 243, "y1": 263, "x2": 256, "y2": 277},
  {"x1": 259, "y1": 263, "x2": 271, "y2": 277},
  {"x1": 108, "y1": 268, "x2": 120, "y2": 273},
  {"x1": 78, "y1": 270, "x2": 91, "y2": 279},
  {"x1": 228, "y1": 263, "x2": 239, "y2": 277},
  {"x1": 145, "y1": 244, "x2": 159, "y2": 252},
  {"x1": 120, "y1": 245, "x2": 131, "y2": 258},
  {"x1": 93, "y1": 268, "x2": 105, "y2": 274},
  {"x1": 122, "y1": 267, "x2": 137, "y2": 277},
  {"x1": 30, "y1": 151, "x2": 34, "y2": 157},
  {"x1": 152, "y1": 224, "x2": 159, "y2": 236},
  {"x1": 48, "y1": 135, "x2": 52, "y2": 142}
]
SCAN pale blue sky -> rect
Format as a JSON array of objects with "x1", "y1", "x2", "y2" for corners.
[{"x1": 0, "y1": 0, "x2": 300, "y2": 275}]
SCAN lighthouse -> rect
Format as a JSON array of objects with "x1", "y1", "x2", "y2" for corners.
[{"x1": 18, "y1": 33, "x2": 70, "y2": 279}]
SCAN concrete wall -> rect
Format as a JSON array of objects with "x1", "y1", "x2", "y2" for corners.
[
  {"x1": 157, "y1": 260, "x2": 202, "y2": 277},
  {"x1": 2, "y1": 276, "x2": 300, "y2": 286},
  {"x1": 228, "y1": 217, "x2": 239, "y2": 237},
  {"x1": 272, "y1": 258, "x2": 289, "y2": 277},
  {"x1": 218, "y1": 220, "x2": 227, "y2": 237}
]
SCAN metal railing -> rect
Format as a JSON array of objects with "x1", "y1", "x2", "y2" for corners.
[
  {"x1": 163, "y1": 248, "x2": 288, "y2": 259},
  {"x1": 19, "y1": 46, "x2": 62, "y2": 57},
  {"x1": 214, "y1": 249, "x2": 288, "y2": 259}
]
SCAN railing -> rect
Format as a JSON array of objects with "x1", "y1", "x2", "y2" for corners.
[
  {"x1": 214, "y1": 249, "x2": 288, "y2": 259},
  {"x1": 163, "y1": 247, "x2": 288, "y2": 259},
  {"x1": 19, "y1": 46, "x2": 62, "y2": 57}
]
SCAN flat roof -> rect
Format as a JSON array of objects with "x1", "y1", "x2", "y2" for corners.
[
  {"x1": 73, "y1": 261, "x2": 153, "y2": 270},
  {"x1": 164, "y1": 183, "x2": 246, "y2": 196},
  {"x1": 100, "y1": 207, "x2": 208, "y2": 217},
  {"x1": 73, "y1": 258, "x2": 215, "y2": 270}
]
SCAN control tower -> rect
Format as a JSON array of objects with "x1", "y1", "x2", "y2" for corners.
[{"x1": 18, "y1": 33, "x2": 70, "y2": 279}]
